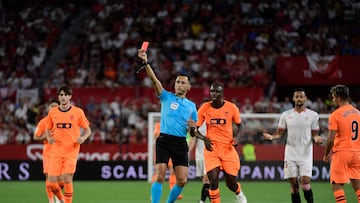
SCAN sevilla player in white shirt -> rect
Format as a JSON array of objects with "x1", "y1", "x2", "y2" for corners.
[{"x1": 263, "y1": 88, "x2": 324, "y2": 203}]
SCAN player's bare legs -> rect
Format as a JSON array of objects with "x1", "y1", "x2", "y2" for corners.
[
  {"x1": 62, "y1": 173, "x2": 74, "y2": 203},
  {"x1": 207, "y1": 167, "x2": 221, "y2": 202},
  {"x1": 331, "y1": 183, "x2": 346, "y2": 203},
  {"x1": 45, "y1": 174, "x2": 64, "y2": 203},
  {"x1": 45, "y1": 174, "x2": 56, "y2": 203},
  {"x1": 300, "y1": 176, "x2": 313, "y2": 203},
  {"x1": 154, "y1": 163, "x2": 168, "y2": 183},
  {"x1": 289, "y1": 178, "x2": 301, "y2": 203},
  {"x1": 199, "y1": 174, "x2": 210, "y2": 203},
  {"x1": 161, "y1": 165, "x2": 187, "y2": 203},
  {"x1": 47, "y1": 175, "x2": 64, "y2": 203},
  {"x1": 152, "y1": 163, "x2": 167, "y2": 203},
  {"x1": 224, "y1": 173, "x2": 239, "y2": 193},
  {"x1": 174, "y1": 165, "x2": 188, "y2": 187},
  {"x1": 169, "y1": 166, "x2": 183, "y2": 200},
  {"x1": 207, "y1": 166, "x2": 247, "y2": 203},
  {"x1": 331, "y1": 179, "x2": 360, "y2": 203},
  {"x1": 224, "y1": 172, "x2": 246, "y2": 203}
]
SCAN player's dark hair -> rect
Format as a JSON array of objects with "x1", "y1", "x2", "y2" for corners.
[
  {"x1": 57, "y1": 84, "x2": 72, "y2": 95},
  {"x1": 330, "y1": 84, "x2": 349, "y2": 101}
]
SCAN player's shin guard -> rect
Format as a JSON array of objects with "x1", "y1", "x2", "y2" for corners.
[
  {"x1": 209, "y1": 188, "x2": 220, "y2": 203},
  {"x1": 151, "y1": 181, "x2": 162, "y2": 203},
  {"x1": 201, "y1": 183, "x2": 210, "y2": 201},
  {"x1": 166, "y1": 184, "x2": 183, "y2": 203},
  {"x1": 334, "y1": 190, "x2": 346, "y2": 203},
  {"x1": 64, "y1": 182, "x2": 73, "y2": 203}
]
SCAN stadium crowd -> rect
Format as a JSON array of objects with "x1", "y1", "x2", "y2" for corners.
[
  {"x1": 0, "y1": 0, "x2": 360, "y2": 145},
  {"x1": 44, "y1": 0, "x2": 360, "y2": 89}
]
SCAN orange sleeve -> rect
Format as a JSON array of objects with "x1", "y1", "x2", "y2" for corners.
[
  {"x1": 34, "y1": 117, "x2": 48, "y2": 137},
  {"x1": 197, "y1": 102, "x2": 210, "y2": 126},
  {"x1": 76, "y1": 107, "x2": 90, "y2": 128}
]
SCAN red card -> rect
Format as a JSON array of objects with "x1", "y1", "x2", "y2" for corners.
[{"x1": 141, "y1": 41, "x2": 149, "y2": 51}]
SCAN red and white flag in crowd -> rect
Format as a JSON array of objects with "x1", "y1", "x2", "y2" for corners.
[{"x1": 306, "y1": 54, "x2": 340, "y2": 79}]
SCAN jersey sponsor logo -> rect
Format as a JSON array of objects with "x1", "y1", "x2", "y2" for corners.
[
  {"x1": 170, "y1": 102, "x2": 179, "y2": 110},
  {"x1": 56, "y1": 123, "x2": 72, "y2": 129},
  {"x1": 210, "y1": 118, "x2": 226, "y2": 124}
]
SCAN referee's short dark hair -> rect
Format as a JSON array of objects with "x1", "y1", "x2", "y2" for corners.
[{"x1": 177, "y1": 73, "x2": 191, "y2": 83}]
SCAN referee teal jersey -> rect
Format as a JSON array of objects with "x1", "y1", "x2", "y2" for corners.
[{"x1": 159, "y1": 89, "x2": 198, "y2": 137}]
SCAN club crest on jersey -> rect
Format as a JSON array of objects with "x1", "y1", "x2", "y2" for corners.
[{"x1": 170, "y1": 102, "x2": 179, "y2": 110}]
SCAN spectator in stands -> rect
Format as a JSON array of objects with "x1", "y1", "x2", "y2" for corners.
[
  {"x1": 15, "y1": 128, "x2": 31, "y2": 144},
  {"x1": 89, "y1": 128, "x2": 106, "y2": 144},
  {"x1": 0, "y1": 125, "x2": 9, "y2": 144},
  {"x1": 281, "y1": 96, "x2": 293, "y2": 112},
  {"x1": 241, "y1": 98, "x2": 254, "y2": 113}
]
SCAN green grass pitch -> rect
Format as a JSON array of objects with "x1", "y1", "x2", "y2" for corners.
[{"x1": 0, "y1": 180, "x2": 357, "y2": 203}]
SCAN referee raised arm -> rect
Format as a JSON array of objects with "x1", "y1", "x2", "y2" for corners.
[{"x1": 138, "y1": 48, "x2": 198, "y2": 203}]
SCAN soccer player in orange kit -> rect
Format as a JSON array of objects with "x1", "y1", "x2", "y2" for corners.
[
  {"x1": 189, "y1": 82, "x2": 247, "y2": 203},
  {"x1": 33, "y1": 99, "x2": 63, "y2": 203},
  {"x1": 323, "y1": 84, "x2": 360, "y2": 203},
  {"x1": 46, "y1": 84, "x2": 92, "y2": 203}
]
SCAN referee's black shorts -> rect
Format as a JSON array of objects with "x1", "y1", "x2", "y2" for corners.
[{"x1": 156, "y1": 133, "x2": 189, "y2": 167}]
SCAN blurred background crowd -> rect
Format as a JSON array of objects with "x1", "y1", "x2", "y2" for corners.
[{"x1": 0, "y1": 0, "x2": 359, "y2": 146}]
